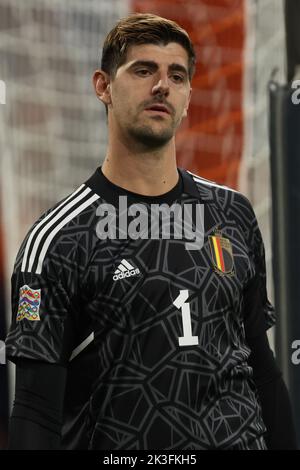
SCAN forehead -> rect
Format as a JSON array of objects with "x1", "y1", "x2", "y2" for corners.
[{"x1": 122, "y1": 42, "x2": 189, "y2": 69}]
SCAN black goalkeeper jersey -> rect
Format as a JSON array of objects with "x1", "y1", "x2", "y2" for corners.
[{"x1": 6, "y1": 167, "x2": 275, "y2": 450}]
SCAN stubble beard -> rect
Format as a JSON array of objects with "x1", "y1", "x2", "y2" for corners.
[
  {"x1": 114, "y1": 99, "x2": 184, "y2": 151},
  {"x1": 129, "y1": 124, "x2": 173, "y2": 149}
]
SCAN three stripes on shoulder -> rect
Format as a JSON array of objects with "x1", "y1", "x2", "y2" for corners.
[{"x1": 21, "y1": 185, "x2": 99, "y2": 274}]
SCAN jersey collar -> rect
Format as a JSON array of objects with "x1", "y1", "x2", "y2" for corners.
[
  {"x1": 178, "y1": 167, "x2": 202, "y2": 199},
  {"x1": 85, "y1": 166, "x2": 202, "y2": 205}
]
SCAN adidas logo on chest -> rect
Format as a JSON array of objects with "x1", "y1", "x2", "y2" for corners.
[{"x1": 113, "y1": 259, "x2": 140, "y2": 281}]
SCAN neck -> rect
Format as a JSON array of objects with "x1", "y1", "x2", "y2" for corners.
[{"x1": 101, "y1": 131, "x2": 179, "y2": 196}]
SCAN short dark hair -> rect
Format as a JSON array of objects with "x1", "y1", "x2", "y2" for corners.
[
  {"x1": 100, "y1": 13, "x2": 196, "y2": 115},
  {"x1": 101, "y1": 13, "x2": 196, "y2": 80}
]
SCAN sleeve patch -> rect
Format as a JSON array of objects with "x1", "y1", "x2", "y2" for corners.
[{"x1": 16, "y1": 285, "x2": 41, "y2": 322}]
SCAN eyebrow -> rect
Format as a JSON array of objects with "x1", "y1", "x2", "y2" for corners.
[{"x1": 128, "y1": 60, "x2": 188, "y2": 78}]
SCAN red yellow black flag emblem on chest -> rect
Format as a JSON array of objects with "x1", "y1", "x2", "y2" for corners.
[{"x1": 209, "y1": 231, "x2": 235, "y2": 275}]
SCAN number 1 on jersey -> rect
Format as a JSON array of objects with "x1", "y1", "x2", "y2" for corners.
[{"x1": 173, "y1": 290, "x2": 199, "y2": 347}]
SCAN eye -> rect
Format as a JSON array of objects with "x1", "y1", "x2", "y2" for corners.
[
  {"x1": 135, "y1": 69, "x2": 151, "y2": 76},
  {"x1": 171, "y1": 74, "x2": 184, "y2": 83}
]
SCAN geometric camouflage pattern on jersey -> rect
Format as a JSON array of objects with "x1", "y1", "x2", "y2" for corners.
[{"x1": 5, "y1": 167, "x2": 275, "y2": 449}]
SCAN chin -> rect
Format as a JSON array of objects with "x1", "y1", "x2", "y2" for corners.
[{"x1": 130, "y1": 125, "x2": 174, "y2": 148}]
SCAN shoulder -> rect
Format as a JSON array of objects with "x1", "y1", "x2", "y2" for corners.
[
  {"x1": 187, "y1": 169, "x2": 256, "y2": 226},
  {"x1": 16, "y1": 183, "x2": 101, "y2": 276}
]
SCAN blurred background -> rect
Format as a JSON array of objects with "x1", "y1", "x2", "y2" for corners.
[{"x1": 0, "y1": 0, "x2": 299, "y2": 450}]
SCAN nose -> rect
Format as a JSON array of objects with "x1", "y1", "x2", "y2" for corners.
[{"x1": 152, "y1": 73, "x2": 170, "y2": 96}]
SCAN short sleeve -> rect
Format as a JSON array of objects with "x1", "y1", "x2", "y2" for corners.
[
  {"x1": 241, "y1": 201, "x2": 276, "y2": 338},
  {"x1": 5, "y1": 226, "x2": 78, "y2": 365}
]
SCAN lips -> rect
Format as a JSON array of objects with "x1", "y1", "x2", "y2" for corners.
[{"x1": 145, "y1": 104, "x2": 171, "y2": 114}]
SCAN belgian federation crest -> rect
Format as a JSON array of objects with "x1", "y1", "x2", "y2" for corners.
[
  {"x1": 17, "y1": 285, "x2": 41, "y2": 321},
  {"x1": 209, "y1": 231, "x2": 235, "y2": 275}
]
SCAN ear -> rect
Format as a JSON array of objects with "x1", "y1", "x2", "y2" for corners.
[
  {"x1": 182, "y1": 87, "x2": 192, "y2": 118},
  {"x1": 92, "y1": 70, "x2": 112, "y2": 105}
]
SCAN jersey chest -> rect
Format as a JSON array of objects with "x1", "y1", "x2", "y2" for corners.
[{"x1": 80, "y1": 204, "x2": 254, "y2": 357}]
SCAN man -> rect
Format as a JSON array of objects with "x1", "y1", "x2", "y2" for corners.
[{"x1": 5, "y1": 13, "x2": 297, "y2": 450}]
